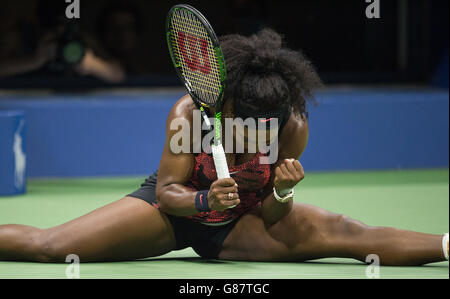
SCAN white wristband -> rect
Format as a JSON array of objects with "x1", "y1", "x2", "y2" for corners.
[
  {"x1": 443, "y1": 233, "x2": 449, "y2": 260},
  {"x1": 273, "y1": 187, "x2": 294, "y2": 203}
]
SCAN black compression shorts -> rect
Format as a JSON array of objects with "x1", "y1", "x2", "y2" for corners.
[{"x1": 127, "y1": 171, "x2": 240, "y2": 259}]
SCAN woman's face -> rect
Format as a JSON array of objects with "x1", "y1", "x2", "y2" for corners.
[{"x1": 220, "y1": 100, "x2": 279, "y2": 153}]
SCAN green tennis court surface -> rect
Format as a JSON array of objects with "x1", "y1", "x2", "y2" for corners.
[{"x1": 0, "y1": 169, "x2": 448, "y2": 279}]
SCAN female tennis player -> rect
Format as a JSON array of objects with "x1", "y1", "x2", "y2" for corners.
[{"x1": 0, "y1": 29, "x2": 448, "y2": 265}]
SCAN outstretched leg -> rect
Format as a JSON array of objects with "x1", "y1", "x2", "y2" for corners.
[
  {"x1": 0, "y1": 197, "x2": 176, "y2": 262},
  {"x1": 219, "y1": 203, "x2": 447, "y2": 266}
]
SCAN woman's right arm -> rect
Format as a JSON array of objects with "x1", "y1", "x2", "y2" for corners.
[
  {"x1": 155, "y1": 96, "x2": 240, "y2": 216},
  {"x1": 155, "y1": 96, "x2": 200, "y2": 216}
]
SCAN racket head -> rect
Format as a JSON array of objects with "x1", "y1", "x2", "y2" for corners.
[{"x1": 166, "y1": 4, "x2": 227, "y2": 110}]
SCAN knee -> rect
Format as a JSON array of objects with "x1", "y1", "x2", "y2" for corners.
[
  {"x1": 34, "y1": 231, "x2": 66, "y2": 263},
  {"x1": 330, "y1": 214, "x2": 367, "y2": 237}
]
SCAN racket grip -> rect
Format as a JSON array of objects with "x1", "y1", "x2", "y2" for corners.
[
  {"x1": 211, "y1": 145, "x2": 236, "y2": 209},
  {"x1": 211, "y1": 144, "x2": 230, "y2": 179}
]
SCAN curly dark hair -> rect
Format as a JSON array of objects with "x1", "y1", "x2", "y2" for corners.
[{"x1": 220, "y1": 28, "x2": 323, "y2": 118}]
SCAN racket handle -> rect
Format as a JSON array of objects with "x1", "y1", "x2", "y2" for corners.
[
  {"x1": 211, "y1": 144, "x2": 230, "y2": 179},
  {"x1": 211, "y1": 144, "x2": 236, "y2": 209}
]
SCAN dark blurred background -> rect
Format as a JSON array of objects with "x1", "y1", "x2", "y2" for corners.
[
  {"x1": 0, "y1": 0, "x2": 448, "y2": 181},
  {"x1": 0, "y1": 0, "x2": 448, "y2": 89}
]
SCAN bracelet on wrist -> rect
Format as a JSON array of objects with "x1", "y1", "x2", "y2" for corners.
[{"x1": 273, "y1": 187, "x2": 294, "y2": 203}]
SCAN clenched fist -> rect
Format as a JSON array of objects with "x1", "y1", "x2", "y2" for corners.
[
  {"x1": 208, "y1": 178, "x2": 240, "y2": 211},
  {"x1": 273, "y1": 159, "x2": 305, "y2": 196}
]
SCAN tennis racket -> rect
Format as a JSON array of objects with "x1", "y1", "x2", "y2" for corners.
[{"x1": 166, "y1": 4, "x2": 230, "y2": 180}]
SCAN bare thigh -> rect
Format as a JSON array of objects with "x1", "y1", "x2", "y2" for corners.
[
  {"x1": 218, "y1": 203, "x2": 344, "y2": 262},
  {"x1": 219, "y1": 202, "x2": 445, "y2": 266},
  {"x1": 41, "y1": 196, "x2": 176, "y2": 262}
]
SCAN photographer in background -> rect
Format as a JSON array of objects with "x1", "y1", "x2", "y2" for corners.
[
  {"x1": 0, "y1": 13, "x2": 54, "y2": 78},
  {"x1": 96, "y1": 1, "x2": 150, "y2": 76},
  {"x1": 0, "y1": 0, "x2": 125, "y2": 83}
]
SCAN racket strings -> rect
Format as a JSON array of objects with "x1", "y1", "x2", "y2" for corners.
[{"x1": 169, "y1": 8, "x2": 222, "y2": 106}]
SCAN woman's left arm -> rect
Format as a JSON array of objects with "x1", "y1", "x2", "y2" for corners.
[{"x1": 261, "y1": 113, "x2": 309, "y2": 226}]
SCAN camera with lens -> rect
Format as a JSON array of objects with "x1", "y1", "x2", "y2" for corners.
[{"x1": 48, "y1": 21, "x2": 86, "y2": 72}]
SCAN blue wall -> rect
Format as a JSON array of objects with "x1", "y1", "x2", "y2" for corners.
[
  {"x1": 305, "y1": 88, "x2": 449, "y2": 171},
  {"x1": 0, "y1": 88, "x2": 448, "y2": 178}
]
